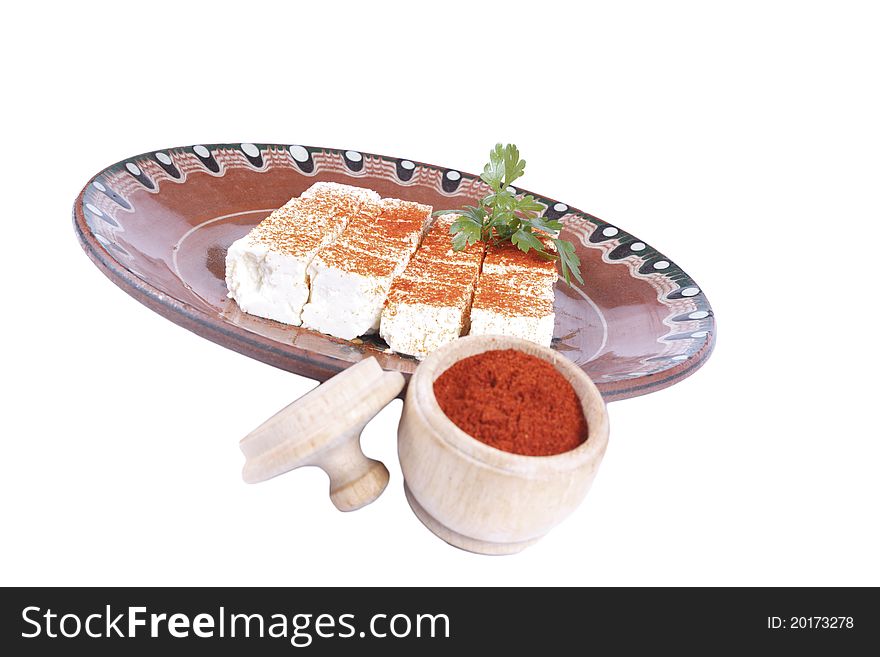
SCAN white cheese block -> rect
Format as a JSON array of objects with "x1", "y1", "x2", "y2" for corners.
[
  {"x1": 225, "y1": 183, "x2": 379, "y2": 326},
  {"x1": 301, "y1": 199, "x2": 431, "y2": 339},
  {"x1": 468, "y1": 304, "x2": 556, "y2": 347},
  {"x1": 380, "y1": 280, "x2": 474, "y2": 360},
  {"x1": 302, "y1": 250, "x2": 400, "y2": 340},
  {"x1": 225, "y1": 235, "x2": 313, "y2": 325},
  {"x1": 467, "y1": 245, "x2": 559, "y2": 347},
  {"x1": 379, "y1": 217, "x2": 484, "y2": 359}
]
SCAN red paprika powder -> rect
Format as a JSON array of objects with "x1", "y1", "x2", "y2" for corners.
[{"x1": 432, "y1": 349, "x2": 588, "y2": 456}]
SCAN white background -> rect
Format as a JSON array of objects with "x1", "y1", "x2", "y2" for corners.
[{"x1": 2, "y1": 1, "x2": 878, "y2": 586}]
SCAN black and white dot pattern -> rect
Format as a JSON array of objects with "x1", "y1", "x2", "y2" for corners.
[
  {"x1": 85, "y1": 202, "x2": 118, "y2": 227},
  {"x1": 154, "y1": 151, "x2": 181, "y2": 178},
  {"x1": 288, "y1": 145, "x2": 314, "y2": 173},
  {"x1": 192, "y1": 145, "x2": 220, "y2": 173},
  {"x1": 666, "y1": 286, "x2": 702, "y2": 300},
  {"x1": 575, "y1": 211, "x2": 713, "y2": 354},
  {"x1": 544, "y1": 202, "x2": 569, "y2": 220},
  {"x1": 442, "y1": 169, "x2": 462, "y2": 193},
  {"x1": 241, "y1": 143, "x2": 263, "y2": 168},
  {"x1": 585, "y1": 220, "x2": 692, "y2": 286},
  {"x1": 665, "y1": 330, "x2": 711, "y2": 341},
  {"x1": 589, "y1": 224, "x2": 620, "y2": 243},
  {"x1": 91, "y1": 179, "x2": 131, "y2": 209},
  {"x1": 637, "y1": 256, "x2": 672, "y2": 275},
  {"x1": 671, "y1": 309, "x2": 712, "y2": 322},
  {"x1": 343, "y1": 150, "x2": 364, "y2": 172},
  {"x1": 396, "y1": 159, "x2": 416, "y2": 181},
  {"x1": 124, "y1": 161, "x2": 155, "y2": 190}
]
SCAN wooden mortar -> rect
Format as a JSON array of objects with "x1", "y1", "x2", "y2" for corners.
[{"x1": 398, "y1": 335, "x2": 609, "y2": 555}]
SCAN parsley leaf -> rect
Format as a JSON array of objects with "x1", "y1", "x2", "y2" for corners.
[
  {"x1": 552, "y1": 237, "x2": 584, "y2": 285},
  {"x1": 480, "y1": 144, "x2": 506, "y2": 192},
  {"x1": 512, "y1": 229, "x2": 544, "y2": 253},
  {"x1": 435, "y1": 144, "x2": 584, "y2": 287},
  {"x1": 503, "y1": 144, "x2": 526, "y2": 186},
  {"x1": 449, "y1": 207, "x2": 484, "y2": 248}
]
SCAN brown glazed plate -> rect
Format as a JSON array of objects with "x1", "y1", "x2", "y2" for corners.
[{"x1": 73, "y1": 143, "x2": 715, "y2": 401}]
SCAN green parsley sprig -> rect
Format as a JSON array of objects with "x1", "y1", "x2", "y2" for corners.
[{"x1": 434, "y1": 144, "x2": 583, "y2": 285}]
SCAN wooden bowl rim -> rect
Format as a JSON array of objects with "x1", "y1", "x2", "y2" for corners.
[{"x1": 408, "y1": 335, "x2": 610, "y2": 475}]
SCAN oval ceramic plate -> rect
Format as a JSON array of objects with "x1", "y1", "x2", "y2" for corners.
[{"x1": 74, "y1": 143, "x2": 715, "y2": 401}]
